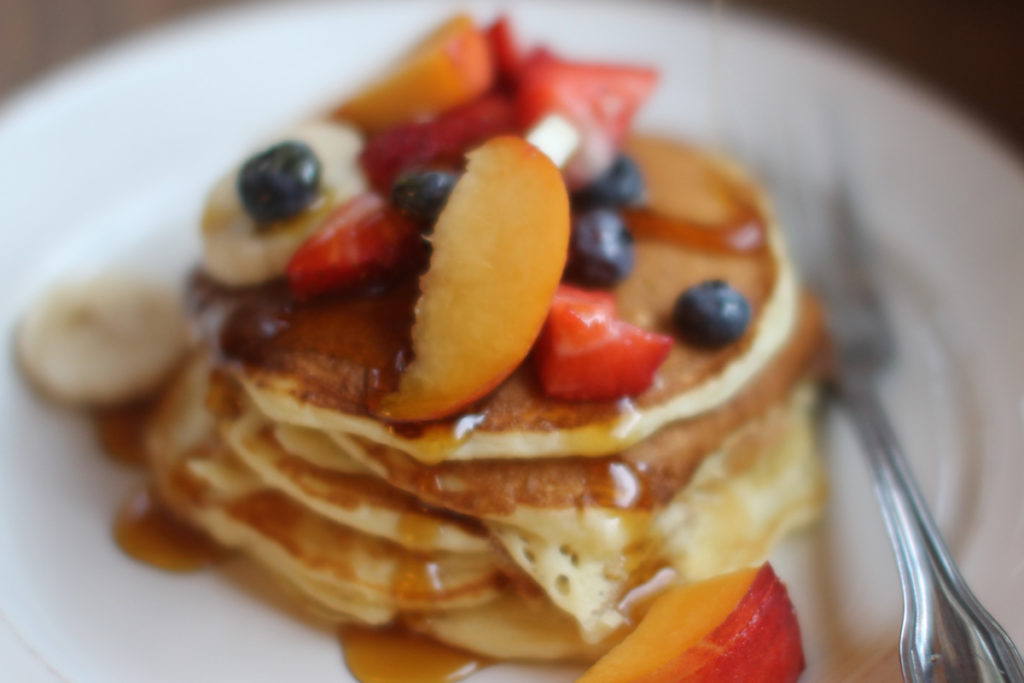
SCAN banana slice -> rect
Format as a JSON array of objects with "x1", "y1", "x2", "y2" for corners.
[
  {"x1": 201, "y1": 120, "x2": 367, "y2": 287},
  {"x1": 17, "y1": 275, "x2": 188, "y2": 406}
]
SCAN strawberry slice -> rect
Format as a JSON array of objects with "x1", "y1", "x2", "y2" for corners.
[
  {"x1": 485, "y1": 15, "x2": 523, "y2": 85},
  {"x1": 359, "y1": 94, "x2": 517, "y2": 191},
  {"x1": 517, "y1": 51, "x2": 658, "y2": 186},
  {"x1": 286, "y1": 193, "x2": 423, "y2": 299},
  {"x1": 547, "y1": 284, "x2": 617, "y2": 316},
  {"x1": 535, "y1": 285, "x2": 672, "y2": 400}
]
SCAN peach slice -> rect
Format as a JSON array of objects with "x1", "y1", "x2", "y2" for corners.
[
  {"x1": 376, "y1": 136, "x2": 570, "y2": 422},
  {"x1": 335, "y1": 15, "x2": 494, "y2": 134},
  {"x1": 578, "y1": 564, "x2": 804, "y2": 683}
]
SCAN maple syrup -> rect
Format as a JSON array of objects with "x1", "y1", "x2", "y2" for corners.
[
  {"x1": 391, "y1": 555, "x2": 444, "y2": 601},
  {"x1": 93, "y1": 398, "x2": 158, "y2": 466},
  {"x1": 396, "y1": 512, "x2": 442, "y2": 549},
  {"x1": 624, "y1": 134, "x2": 767, "y2": 254},
  {"x1": 113, "y1": 487, "x2": 225, "y2": 572},
  {"x1": 340, "y1": 625, "x2": 490, "y2": 683},
  {"x1": 625, "y1": 207, "x2": 765, "y2": 254}
]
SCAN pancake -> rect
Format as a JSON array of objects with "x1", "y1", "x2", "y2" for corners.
[
  {"x1": 136, "y1": 127, "x2": 829, "y2": 660},
  {"x1": 491, "y1": 384, "x2": 823, "y2": 642},
  {"x1": 146, "y1": 355, "x2": 507, "y2": 623},
  {"x1": 220, "y1": 409, "x2": 491, "y2": 554},
  {"x1": 407, "y1": 596, "x2": 606, "y2": 661},
  {"x1": 315, "y1": 295, "x2": 824, "y2": 518},
  {"x1": 146, "y1": 331, "x2": 824, "y2": 647},
  {"x1": 203, "y1": 368, "x2": 491, "y2": 554},
  {"x1": 189, "y1": 137, "x2": 800, "y2": 463},
  {"x1": 655, "y1": 386, "x2": 825, "y2": 582},
  {"x1": 195, "y1": 294, "x2": 825, "y2": 641},
  {"x1": 200, "y1": 489, "x2": 505, "y2": 614},
  {"x1": 266, "y1": 382, "x2": 823, "y2": 643}
]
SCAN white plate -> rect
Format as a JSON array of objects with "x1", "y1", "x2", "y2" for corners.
[{"x1": 2, "y1": 1, "x2": 1023, "y2": 681}]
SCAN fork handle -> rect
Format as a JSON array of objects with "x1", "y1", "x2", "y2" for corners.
[{"x1": 840, "y1": 377, "x2": 1024, "y2": 682}]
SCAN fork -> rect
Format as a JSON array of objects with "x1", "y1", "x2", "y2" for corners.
[{"x1": 739, "y1": 116, "x2": 1024, "y2": 682}]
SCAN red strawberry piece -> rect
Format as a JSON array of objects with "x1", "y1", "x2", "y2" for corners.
[
  {"x1": 548, "y1": 283, "x2": 618, "y2": 316},
  {"x1": 359, "y1": 94, "x2": 517, "y2": 191},
  {"x1": 516, "y1": 51, "x2": 658, "y2": 186},
  {"x1": 486, "y1": 15, "x2": 523, "y2": 85},
  {"x1": 535, "y1": 285, "x2": 672, "y2": 400},
  {"x1": 286, "y1": 193, "x2": 423, "y2": 299}
]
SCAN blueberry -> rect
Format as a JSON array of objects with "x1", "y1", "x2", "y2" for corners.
[
  {"x1": 237, "y1": 141, "x2": 321, "y2": 223},
  {"x1": 391, "y1": 170, "x2": 459, "y2": 223},
  {"x1": 672, "y1": 280, "x2": 751, "y2": 348},
  {"x1": 572, "y1": 155, "x2": 645, "y2": 208},
  {"x1": 565, "y1": 208, "x2": 635, "y2": 287}
]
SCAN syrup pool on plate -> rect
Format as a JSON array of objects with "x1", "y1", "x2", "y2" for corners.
[
  {"x1": 340, "y1": 625, "x2": 491, "y2": 683},
  {"x1": 113, "y1": 486, "x2": 226, "y2": 572}
]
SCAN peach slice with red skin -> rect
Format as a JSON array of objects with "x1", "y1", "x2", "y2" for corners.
[
  {"x1": 375, "y1": 135, "x2": 570, "y2": 422},
  {"x1": 335, "y1": 15, "x2": 494, "y2": 134},
  {"x1": 578, "y1": 563, "x2": 804, "y2": 683}
]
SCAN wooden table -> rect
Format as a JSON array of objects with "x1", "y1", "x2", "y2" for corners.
[{"x1": 2, "y1": 0, "x2": 1023, "y2": 156}]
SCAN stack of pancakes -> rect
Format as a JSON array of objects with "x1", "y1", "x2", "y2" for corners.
[{"x1": 146, "y1": 137, "x2": 827, "y2": 660}]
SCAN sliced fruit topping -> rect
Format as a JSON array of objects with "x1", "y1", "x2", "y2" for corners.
[
  {"x1": 485, "y1": 15, "x2": 523, "y2": 85},
  {"x1": 517, "y1": 51, "x2": 658, "y2": 187},
  {"x1": 237, "y1": 140, "x2": 322, "y2": 223},
  {"x1": 334, "y1": 15, "x2": 495, "y2": 134},
  {"x1": 565, "y1": 208, "x2": 635, "y2": 287},
  {"x1": 203, "y1": 121, "x2": 366, "y2": 287},
  {"x1": 359, "y1": 94, "x2": 516, "y2": 191},
  {"x1": 673, "y1": 280, "x2": 751, "y2": 348},
  {"x1": 535, "y1": 285, "x2": 671, "y2": 401},
  {"x1": 578, "y1": 564, "x2": 804, "y2": 683},
  {"x1": 376, "y1": 136, "x2": 570, "y2": 422},
  {"x1": 391, "y1": 169, "x2": 459, "y2": 224},
  {"x1": 546, "y1": 283, "x2": 618, "y2": 315},
  {"x1": 286, "y1": 193, "x2": 423, "y2": 300},
  {"x1": 573, "y1": 154, "x2": 646, "y2": 208},
  {"x1": 17, "y1": 275, "x2": 187, "y2": 406}
]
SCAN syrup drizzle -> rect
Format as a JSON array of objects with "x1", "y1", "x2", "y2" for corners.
[
  {"x1": 396, "y1": 511, "x2": 442, "y2": 549},
  {"x1": 391, "y1": 555, "x2": 444, "y2": 601},
  {"x1": 114, "y1": 487, "x2": 225, "y2": 572},
  {"x1": 625, "y1": 207, "x2": 765, "y2": 253},
  {"x1": 93, "y1": 398, "x2": 158, "y2": 466},
  {"x1": 340, "y1": 625, "x2": 490, "y2": 683}
]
